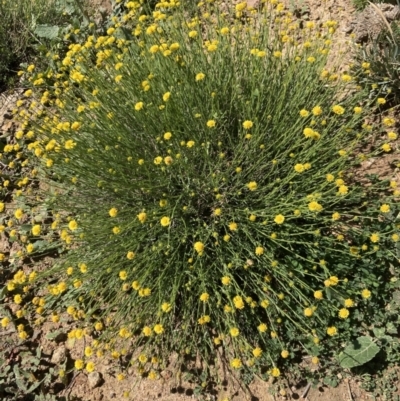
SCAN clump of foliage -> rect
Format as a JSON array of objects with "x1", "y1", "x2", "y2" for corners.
[
  {"x1": 1, "y1": 0, "x2": 400, "y2": 386},
  {"x1": 354, "y1": 21, "x2": 400, "y2": 107},
  {"x1": 0, "y1": 0, "x2": 89, "y2": 89}
]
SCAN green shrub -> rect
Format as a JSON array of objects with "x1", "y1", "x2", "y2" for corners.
[
  {"x1": 4, "y1": 0, "x2": 400, "y2": 381},
  {"x1": 354, "y1": 21, "x2": 400, "y2": 107},
  {"x1": 0, "y1": 0, "x2": 81, "y2": 88}
]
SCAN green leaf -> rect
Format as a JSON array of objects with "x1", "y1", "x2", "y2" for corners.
[
  {"x1": 372, "y1": 327, "x2": 386, "y2": 338},
  {"x1": 46, "y1": 331, "x2": 60, "y2": 340},
  {"x1": 386, "y1": 322, "x2": 397, "y2": 334},
  {"x1": 34, "y1": 25, "x2": 60, "y2": 40},
  {"x1": 338, "y1": 336, "x2": 380, "y2": 369}
]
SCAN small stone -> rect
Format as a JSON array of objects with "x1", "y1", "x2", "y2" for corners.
[
  {"x1": 51, "y1": 346, "x2": 66, "y2": 364},
  {"x1": 88, "y1": 372, "x2": 102, "y2": 389}
]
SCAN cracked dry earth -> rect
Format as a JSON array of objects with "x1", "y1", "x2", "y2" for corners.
[{"x1": 1, "y1": 0, "x2": 400, "y2": 400}]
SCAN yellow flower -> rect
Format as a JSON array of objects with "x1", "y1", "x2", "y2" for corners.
[
  {"x1": 153, "y1": 324, "x2": 164, "y2": 334},
  {"x1": 142, "y1": 326, "x2": 152, "y2": 336},
  {"x1": 230, "y1": 358, "x2": 242, "y2": 369},
  {"x1": 377, "y1": 97, "x2": 386, "y2": 105},
  {"x1": 220, "y1": 27, "x2": 230, "y2": 35},
  {"x1": 235, "y1": 2, "x2": 246, "y2": 11},
  {"x1": 253, "y1": 347, "x2": 262, "y2": 358},
  {"x1": 163, "y1": 92, "x2": 171, "y2": 102},
  {"x1": 164, "y1": 132, "x2": 172, "y2": 140},
  {"x1": 332, "y1": 105, "x2": 345, "y2": 115},
  {"x1": 112, "y1": 226, "x2": 121, "y2": 234},
  {"x1": 65, "y1": 139, "x2": 77, "y2": 149},
  {"x1": 304, "y1": 307, "x2": 313, "y2": 317},
  {"x1": 314, "y1": 290, "x2": 323, "y2": 300},
  {"x1": 382, "y1": 143, "x2": 391, "y2": 152},
  {"x1": 242, "y1": 120, "x2": 253, "y2": 130},
  {"x1": 154, "y1": 156, "x2": 162, "y2": 165},
  {"x1": 221, "y1": 276, "x2": 231, "y2": 285},
  {"x1": 246, "y1": 181, "x2": 257, "y2": 191},
  {"x1": 207, "y1": 120, "x2": 216, "y2": 128},
  {"x1": 274, "y1": 214, "x2": 285, "y2": 224},
  {"x1": 233, "y1": 295, "x2": 245, "y2": 309},
  {"x1": 198, "y1": 315, "x2": 211, "y2": 324},
  {"x1": 161, "y1": 302, "x2": 172, "y2": 312},
  {"x1": 383, "y1": 118, "x2": 395, "y2": 127},
  {"x1": 380, "y1": 204, "x2": 390, "y2": 213},
  {"x1": 32, "y1": 225, "x2": 41, "y2": 236},
  {"x1": 137, "y1": 212, "x2": 147, "y2": 223},
  {"x1": 194, "y1": 241, "x2": 205, "y2": 254},
  {"x1": 294, "y1": 163, "x2": 305, "y2": 173},
  {"x1": 311, "y1": 356, "x2": 319, "y2": 365},
  {"x1": 308, "y1": 201, "x2": 323, "y2": 212},
  {"x1": 195, "y1": 72, "x2": 205, "y2": 81},
  {"x1": 75, "y1": 359, "x2": 84, "y2": 370},
  {"x1": 354, "y1": 106, "x2": 362, "y2": 114},
  {"x1": 186, "y1": 140, "x2": 195, "y2": 148},
  {"x1": 109, "y1": 207, "x2": 118, "y2": 217},
  {"x1": 229, "y1": 222, "x2": 238, "y2": 231},
  {"x1": 149, "y1": 44, "x2": 159, "y2": 53},
  {"x1": 370, "y1": 233, "x2": 379, "y2": 243},
  {"x1": 14, "y1": 209, "x2": 24, "y2": 219},
  {"x1": 339, "y1": 308, "x2": 349, "y2": 319},
  {"x1": 255, "y1": 246, "x2": 264, "y2": 256},
  {"x1": 270, "y1": 367, "x2": 280, "y2": 377},
  {"x1": 68, "y1": 220, "x2": 78, "y2": 230},
  {"x1": 119, "y1": 271, "x2": 127, "y2": 280},
  {"x1": 392, "y1": 233, "x2": 399, "y2": 242},
  {"x1": 300, "y1": 109, "x2": 309, "y2": 117},
  {"x1": 338, "y1": 185, "x2": 349, "y2": 195},
  {"x1": 164, "y1": 156, "x2": 174, "y2": 166},
  {"x1": 200, "y1": 293, "x2": 209, "y2": 302},
  {"x1": 327, "y1": 326, "x2": 337, "y2": 336},
  {"x1": 281, "y1": 350, "x2": 289, "y2": 358},
  {"x1": 361, "y1": 289, "x2": 371, "y2": 299},
  {"x1": 160, "y1": 216, "x2": 170, "y2": 227},
  {"x1": 85, "y1": 361, "x2": 95, "y2": 373},
  {"x1": 134, "y1": 102, "x2": 144, "y2": 111},
  {"x1": 344, "y1": 299, "x2": 354, "y2": 308},
  {"x1": 332, "y1": 212, "x2": 340, "y2": 221},
  {"x1": 258, "y1": 323, "x2": 268, "y2": 333},
  {"x1": 388, "y1": 132, "x2": 397, "y2": 140},
  {"x1": 230, "y1": 327, "x2": 239, "y2": 337},
  {"x1": 303, "y1": 127, "x2": 314, "y2": 138},
  {"x1": 312, "y1": 106, "x2": 322, "y2": 115}
]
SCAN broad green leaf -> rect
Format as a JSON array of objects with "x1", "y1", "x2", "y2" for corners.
[
  {"x1": 34, "y1": 25, "x2": 59, "y2": 40},
  {"x1": 338, "y1": 336, "x2": 380, "y2": 369},
  {"x1": 372, "y1": 327, "x2": 386, "y2": 338}
]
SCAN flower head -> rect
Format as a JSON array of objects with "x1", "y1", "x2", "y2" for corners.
[
  {"x1": 246, "y1": 181, "x2": 257, "y2": 191},
  {"x1": 160, "y1": 216, "x2": 170, "y2": 227},
  {"x1": 194, "y1": 241, "x2": 205, "y2": 254},
  {"x1": 242, "y1": 120, "x2": 253, "y2": 130}
]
